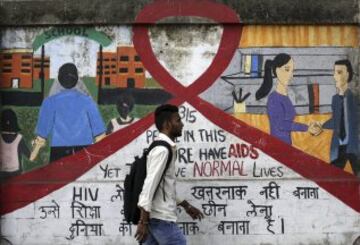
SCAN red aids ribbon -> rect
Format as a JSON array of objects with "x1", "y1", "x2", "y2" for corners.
[
  {"x1": 133, "y1": 0, "x2": 360, "y2": 213},
  {"x1": 1, "y1": 0, "x2": 359, "y2": 215}
]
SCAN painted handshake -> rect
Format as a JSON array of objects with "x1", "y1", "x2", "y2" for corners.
[{"x1": 308, "y1": 122, "x2": 323, "y2": 136}]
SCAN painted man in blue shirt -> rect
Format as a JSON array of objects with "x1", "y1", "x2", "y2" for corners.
[{"x1": 31, "y1": 63, "x2": 106, "y2": 162}]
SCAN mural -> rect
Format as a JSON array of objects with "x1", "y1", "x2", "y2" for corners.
[
  {"x1": 0, "y1": 26, "x2": 171, "y2": 173},
  {"x1": 0, "y1": 1, "x2": 359, "y2": 244}
]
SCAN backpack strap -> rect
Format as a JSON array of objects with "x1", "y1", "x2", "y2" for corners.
[{"x1": 147, "y1": 140, "x2": 173, "y2": 202}]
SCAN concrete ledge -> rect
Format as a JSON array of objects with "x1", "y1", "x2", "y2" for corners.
[{"x1": 0, "y1": 0, "x2": 359, "y2": 26}]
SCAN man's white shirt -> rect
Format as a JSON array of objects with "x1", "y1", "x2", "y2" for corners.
[{"x1": 138, "y1": 133, "x2": 183, "y2": 222}]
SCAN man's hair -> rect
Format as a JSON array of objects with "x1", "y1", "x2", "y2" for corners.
[
  {"x1": 154, "y1": 104, "x2": 179, "y2": 131},
  {"x1": 58, "y1": 63, "x2": 78, "y2": 89},
  {"x1": 335, "y1": 59, "x2": 353, "y2": 82}
]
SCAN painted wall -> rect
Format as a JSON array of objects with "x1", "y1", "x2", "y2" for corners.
[{"x1": 1, "y1": 1, "x2": 360, "y2": 245}]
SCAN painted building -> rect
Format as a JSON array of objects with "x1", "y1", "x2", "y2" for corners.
[
  {"x1": 0, "y1": 49, "x2": 50, "y2": 89},
  {"x1": 96, "y1": 46, "x2": 145, "y2": 88},
  {"x1": 96, "y1": 52, "x2": 118, "y2": 86},
  {"x1": 33, "y1": 56, "x2": 50, "y2": 81}
]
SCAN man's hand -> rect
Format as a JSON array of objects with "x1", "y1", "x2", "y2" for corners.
[
  {"x1": 135, "y1": 207, "x2": 150, "y2": 242},
  {"x1": 134, "y1": 222, "x2": 148, "y2": 242},
  {"x1": 185, "y1": 204, "x2": 204, "y2": 220},
  {"x1": 179, "y1": 200, "x2": 204, "y2": 220}
]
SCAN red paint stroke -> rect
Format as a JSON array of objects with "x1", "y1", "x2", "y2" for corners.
[
  {"x1": 0, "y1": 113, "x2": 155, "y2": 214},
  {"x1": 188, "y1": 97, "x2": 360, "y2": 212},
  {"x1": 1, "y1": 0, "x2": 359, "y2": 216},
  {"x1": 133, "y1": 0, "x2": 360, "y2": 213}
]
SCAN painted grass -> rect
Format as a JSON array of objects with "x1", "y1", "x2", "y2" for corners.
[{"x1": 144, "y1": 77, "x2": 162, "y2": 88}]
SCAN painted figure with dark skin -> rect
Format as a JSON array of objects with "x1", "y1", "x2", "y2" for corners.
[
  {"x1": 0, "y1": 109, "x2": 30, "y2": 180},
  {"x1": 135, "y1": 104, "x2": 204, "y2": 244},
  {"x1": 106, "y1": 93, "x2": 137, "y2": 135}
]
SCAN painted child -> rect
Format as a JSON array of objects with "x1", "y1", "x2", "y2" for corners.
[
  {"x1": 106, "y1": 93, "x2": 138, "y2": 134},
  {"x1": 0, "y1": 109, "x2": 30, "y2": 180}
]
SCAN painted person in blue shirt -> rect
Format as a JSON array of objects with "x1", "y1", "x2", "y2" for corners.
[{"x1": 30, "y1": 63, "x2": 106, "y2": 162}]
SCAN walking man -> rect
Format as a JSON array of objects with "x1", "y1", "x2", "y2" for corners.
[{"x1": 135, "y1": 104, "x2": 204, "y2": 244}]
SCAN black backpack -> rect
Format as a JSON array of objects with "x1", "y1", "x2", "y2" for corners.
[{"x1": 123, "y1": 140, "x2": 173, "y2": 224}]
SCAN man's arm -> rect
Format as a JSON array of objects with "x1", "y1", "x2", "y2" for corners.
[
  {"x1": 135, "y1": 146, "x2": 169, "y2": 242},
  {"x1": 178, "y1": 200, "x2": 204, "y2": 220},
  {"x1": 86, "y1": 99, "x2": 106, "y2": 142},
  {"x1": 176, "y1": 191, "x2": 203, "y2": 220},
  {"x1": 31, "y1": 98, "x2": 53, "y2": 161},
  {"x1": 35, "y1": 98, "x2": 53, "y2": 140},
  {"x1": 137, "y1": 146, "x2": 169, "y2": 211},
  {"x1": 134, "y1": 207, "x2": 150, "y2": 242}
]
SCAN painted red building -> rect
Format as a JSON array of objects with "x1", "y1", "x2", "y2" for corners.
[
  {"x1": 96, "y1": 46, "x2": 145, "y2": 88},
  {"x1": 96, "y1": 52, "x2": 118, "y2": 86},
  {"x1": 33, "y1": 57, "x2": 50, "y2": 81},
  {"x1": 0, "y1": 49, "x2": 50, "y2": 89}
]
